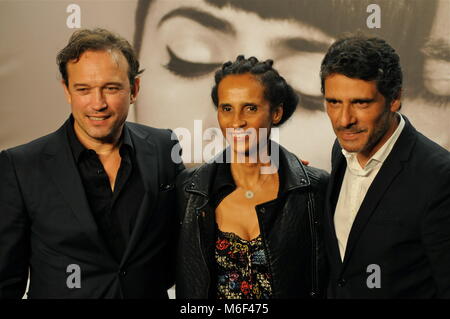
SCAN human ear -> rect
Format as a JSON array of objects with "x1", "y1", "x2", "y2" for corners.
[
  {"x1": 61, "y1": 80, "x2": 72, "y2": 104},
  {"x1": 272, "y1": 104, "x2": 283, "y2": 124},
  {"x1": 130, "y1": 78, "x2": 140, "y2": 104}
]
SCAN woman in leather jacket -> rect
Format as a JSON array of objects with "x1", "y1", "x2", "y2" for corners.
[{"x1": 175, "y1": 55, "x2": 329, "y2": 299}]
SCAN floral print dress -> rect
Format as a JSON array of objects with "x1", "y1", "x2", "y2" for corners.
[{"x1": 215, "y1": 229, "x2": 273, "y2": 299}]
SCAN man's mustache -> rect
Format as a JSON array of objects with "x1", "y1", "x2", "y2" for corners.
[{"x1": 336, "y1": 126, "x2": 367, "y2": 134}]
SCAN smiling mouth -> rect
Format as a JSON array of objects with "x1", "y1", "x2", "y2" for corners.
[
  {"x1": 87, "y1": 115, "x2": 110, "y2": 121},
  {"x1": 229, "y1": 130, "x2": 252, "y2": 139}
]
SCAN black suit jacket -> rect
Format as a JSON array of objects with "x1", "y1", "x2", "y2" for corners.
[
  {"x1": 324, "y1": 116, "x2": 450, "y2": 298},
  {"x1": 0, "y1": 118, "x2": 184, "y2": 298}
]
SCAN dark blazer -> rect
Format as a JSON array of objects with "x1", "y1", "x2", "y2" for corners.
[
  {"x1": 324, "y1": 116, "x2": 450, "y2": 298},
  {"x1": 0, "y1": 118, "x2": 184, "y2": 299}
]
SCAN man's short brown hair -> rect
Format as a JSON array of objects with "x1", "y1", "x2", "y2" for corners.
[{"x1": 57, "y1": 28, "x2": 143, "y2": 88}]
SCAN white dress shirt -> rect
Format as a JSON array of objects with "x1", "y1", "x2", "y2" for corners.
[{"x1": 334, "y1": 113, "x2": 405, "y2": 261}]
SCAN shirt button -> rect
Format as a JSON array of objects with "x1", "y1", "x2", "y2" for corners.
[
  {"x1": 260, "y1": 207, "x2": 266, "y2": 213},
  {"x1": 97, "y1": 169, "x2": 103, "y2": 175},
  {"x1": 338, "y1": 278, "x2": 346, "y2": 287},
  {"x1": 119, "y1": 270, "x2": 127, "y2": 277}
]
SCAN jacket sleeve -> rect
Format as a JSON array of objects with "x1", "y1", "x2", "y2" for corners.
[
  {"x1": 164, "y1": 131, "x2": 186, "y2": 290},
  {"x1": 0, "y1": 150, "x2": 30, "y2": 299},
  {"x1": 175, "y1": 167, "x2": 197, "y2": 223},
  {"x1": 421, "y1": 162, "x2": 450, "y2": 298}
]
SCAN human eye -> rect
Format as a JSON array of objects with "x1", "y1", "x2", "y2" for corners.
[
  {"x1": 245, "y1": 105, "x2": 258, "y2": 112},
  {"x1": 221, "y1": 105, "x2": 232, "y2": 112},
  {"x1": 104, "y1": 86, "x2": 121, "y2": 93},
  {"x1": 164, "y1": 46, "x2": 222, "y2": 78},
  {"x1": 326, "y1": 99, "x2": 339, "y2": 106},
  {"x1": 75, "y1": 87, "x2": 90, "y2": 95},
  {"x1": 354, "y1": 100, "x2": 371, "y2": 108},
  {"x1": 298, "y1": 92, "x2": 325, "y2": 112},
  {"x1": 278, "y1": 52, "x2": 330, "y2": 112}
]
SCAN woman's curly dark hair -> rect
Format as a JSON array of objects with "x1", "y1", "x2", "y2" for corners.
[{"x1": 211, "y1": 55, "x2": 298, "y2": 126}]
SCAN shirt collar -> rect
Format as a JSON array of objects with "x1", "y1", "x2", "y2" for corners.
[
  {"x1": 67, "y1": 115, "x2": 134, "y2": 163},
  {"x1": 342, "y1": 113, "x2": 405, "y2": 175}
]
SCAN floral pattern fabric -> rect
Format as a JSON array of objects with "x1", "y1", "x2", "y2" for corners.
[{"x1": 215, "y1": 229, "x2": 272, "y2": 299}]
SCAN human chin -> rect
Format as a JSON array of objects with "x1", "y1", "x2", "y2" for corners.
[
  {"x1": 84, "y1": 116, "x2": 121, "y2": 140},
  {"x1": 83, "y1": 125, "x2": 115, "y2": 142},
  {"x1": 338, "y1": 141, "x2": 363, "y2": 153}
]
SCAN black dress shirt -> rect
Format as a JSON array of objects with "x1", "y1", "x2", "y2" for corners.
[{"x1": 67, "y1": 119, "x2": 145, "y2": 262}]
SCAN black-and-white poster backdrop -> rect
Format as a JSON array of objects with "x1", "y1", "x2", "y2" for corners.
[{"x1": 1, "y1": 0, "x2": 449, "y2": 171}]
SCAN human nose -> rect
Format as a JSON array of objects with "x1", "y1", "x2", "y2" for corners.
[
  {"x1": 231, "y1": 112, "x2": 246, "y2": 129},
  {"x1": 91, "y1": 88, "x2": 107, "y2": 111},
  {"x1": 338, "y1": 104, "x2": 356, "y2": 128}
]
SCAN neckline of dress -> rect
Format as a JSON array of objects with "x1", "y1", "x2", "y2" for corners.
[{"x1": 217, "y1": 228, "x2": 262, "y2": 243}]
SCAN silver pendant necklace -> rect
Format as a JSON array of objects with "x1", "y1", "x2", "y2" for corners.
[
  {"x1": 245, "y1": 190, "x2": 254, "y2": 199},
  {"x1": 238, "y1": 169, "x2": 275, "y2": 200}
]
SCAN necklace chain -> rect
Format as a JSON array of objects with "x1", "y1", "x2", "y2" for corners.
[{"x1": 242, "y1": 174, "x2": 274, "y2": 199}]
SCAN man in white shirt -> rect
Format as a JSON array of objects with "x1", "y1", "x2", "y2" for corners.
[{"x1": 321, "y1": 35, "x2": 450, "y2": 298}]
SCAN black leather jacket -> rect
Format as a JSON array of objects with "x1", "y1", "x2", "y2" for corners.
[{"x1": 175, "y1": 146, "x2": 329, "y2": 298}]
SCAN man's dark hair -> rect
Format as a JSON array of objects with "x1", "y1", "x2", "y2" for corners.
[
  {"x1": 57, "y1": 28, "x2": 144, "y2": 88},
  {"x1": 320, "y1": 35, "x2": 403, "y2": 105},
  {"x1": 211, "y1": 55, "x2": 298, "y2": 127}
]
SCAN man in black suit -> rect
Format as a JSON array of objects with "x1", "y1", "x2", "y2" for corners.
[
  {"x1": 321, "y1": 35, "x2": 450, "y2": 298},
  {"x1": 0, "y1": 28, "x2": 184, "y2": 298}
]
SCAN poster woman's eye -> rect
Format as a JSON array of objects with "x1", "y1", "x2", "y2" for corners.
[
  {"x1": 164, "y1": 46, "x2": 222, "y2": 78},
  {"x1": 296, "y1": 91, "x2": 325, "y2": 112}
]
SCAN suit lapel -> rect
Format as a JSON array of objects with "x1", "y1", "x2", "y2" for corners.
[
  {"x1": 341, "y1": 117, "x2": 417, "y2": 268},
  {"x1": 341, "y1": 158, "x2": 403, "y2": 266},
  {"x1": 42, "y1": 120, "x2": 110, "y2": 254},
  {"x1": 120, "y1": 125, "x2": 159, "y2": 266}
]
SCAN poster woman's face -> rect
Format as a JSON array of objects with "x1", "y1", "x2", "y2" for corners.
[
  {"x1": 403, "y1": 0, "x2": 450, "y2": 150},
  {"x1": 137, "y1": 0, "x2": 336, "y2": 169},
  {"x1": 137, "y1": 0, "x2": 449, "y2": 168}
]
